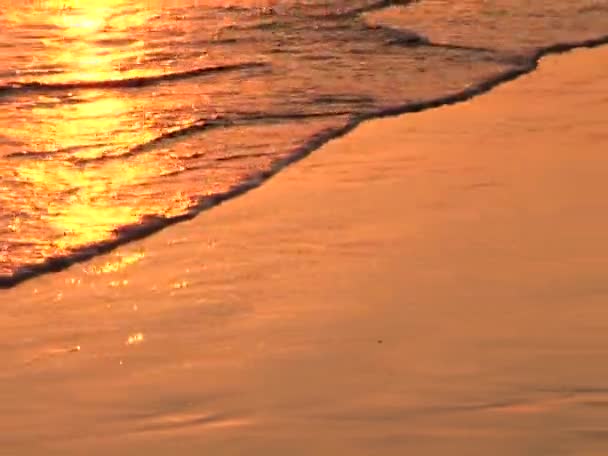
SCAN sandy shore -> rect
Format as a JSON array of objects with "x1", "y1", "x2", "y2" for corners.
[{"x1": 3, "y1": 46, "x2": 608, "y2": 455}]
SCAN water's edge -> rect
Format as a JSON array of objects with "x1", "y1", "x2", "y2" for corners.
[{"x1": 2, "y1": 35, "x2": 608, "y2": 289}]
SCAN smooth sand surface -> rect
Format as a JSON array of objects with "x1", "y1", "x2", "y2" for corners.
[{"x1": 3, "y1": 46, "x2": 608, "y2": 455}]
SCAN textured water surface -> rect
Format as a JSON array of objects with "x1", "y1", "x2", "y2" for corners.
[{"x1": 0, "y1": 0, "x2": 607, "y2": 284}]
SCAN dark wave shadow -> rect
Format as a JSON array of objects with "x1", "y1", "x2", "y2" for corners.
[{"x1": 0, "y1": 62, "x2": 268, "y2": 96}]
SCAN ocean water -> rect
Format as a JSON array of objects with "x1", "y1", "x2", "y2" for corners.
[{"x1": 0, "y1": 0, "x2": 607, "y2": 285}]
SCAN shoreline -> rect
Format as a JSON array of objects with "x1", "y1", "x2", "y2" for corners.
[
  {"x1": 3, "y1": 45, "x2": 608, "y2": 455},
  {"x1": 3, "y1": 36, "x2": 608, "y2": 289}
]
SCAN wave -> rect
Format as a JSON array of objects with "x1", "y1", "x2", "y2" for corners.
[
  {"x1": 2, "y1": 35, "x2": 607, "y2": 289},
  {"x1": 5, "y1": 111, "x2": 354, "y2": 163}
]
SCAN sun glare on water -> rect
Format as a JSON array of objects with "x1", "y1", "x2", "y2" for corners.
[{"x1": 1, "y1": 1, "x2": 195, "y2": 267}]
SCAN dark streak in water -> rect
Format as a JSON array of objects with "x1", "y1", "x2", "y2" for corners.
[
  {"x1": 0, "y1": 62, "x2": 268, "y2": 96},
  {"x1": 1, "y1": 36, "x2": 608, "y2": 289},
  {"x1": 325, "y1": 0, "x2": 414, "y2": 20},
  {"x1": 4, "y1": 111, "x2": 354, "y2": 163},
  {"x1": 65, "y1": 111, "x2": 354, "y2": 164}
]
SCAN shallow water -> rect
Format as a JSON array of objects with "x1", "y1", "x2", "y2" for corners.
[{"x1": 0, "y1": 0, "x2": 607, "y2": 284}]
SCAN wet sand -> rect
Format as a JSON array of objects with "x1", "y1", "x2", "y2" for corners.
[{"x1": 3, "y1": 46, "x2": 608, "y2": 455}]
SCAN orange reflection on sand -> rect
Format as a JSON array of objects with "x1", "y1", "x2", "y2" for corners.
[
  {"x1": 85, "y1": 251, "x2": 146, "y2": 275},
  {"x1": 126, "y1": 332, "x2": 144, "y2": 345}
]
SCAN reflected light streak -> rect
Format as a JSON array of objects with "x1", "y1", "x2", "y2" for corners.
[{"x1": 3, "y1": 1, "x2": 193, "y2": 267}]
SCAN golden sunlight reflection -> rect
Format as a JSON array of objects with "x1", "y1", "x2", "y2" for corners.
[
  {"x1": 126, "y1": 333, "x2": 145, "y2": 345},
  {"x1": 172, "y1": 280, "x2": 189, "y2": 289},
  {"x1": 14, "y1": 0, "x2": 158, "y2": 83},
  {"x1": 0, "y1": 0, "x2": 204, "y2": 272},
  {"x1": 14, "y1": 153, "x2": 185, "y2": 252}
]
